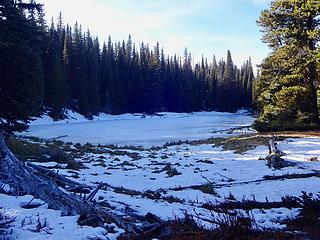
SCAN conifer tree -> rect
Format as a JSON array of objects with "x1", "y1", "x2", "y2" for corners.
[
  {"x1": 43, "y1": 19, "x2": 69, "y2": 119},
  {"x1": 145, "y1": 43, "x2": 164, "y2": 113},
  {"x1": 181, "y1": 48, "x2": 194, "y2": 112},
  {"x1": 0, "y1": 0, "x2": 45, "y2": 132},
  {"x1": 255, "y1": 0, "x2": 320, "y2": 130}
]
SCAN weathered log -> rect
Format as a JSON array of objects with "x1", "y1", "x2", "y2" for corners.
[
  {"x1": 85, "y1": 182, "x2": 104, "y2": 202},
  {"x1": 202, "y1": 199, "x2": 302, "y2": 211},
  {"x1": 169, "y1": 171, "x2": 318, "y2": 192},
  {"x1": 26, "y1": 162, "x2": 89, "y2": 188},
  {"x1": 263, "y1": 172, "x2": 320, "y2": 181},
  {"x1": 0, "y1": 134, "x2": 91, "y2": 215},
  {"x1": 266, "y1": 138, "x2": 286, "y2": 169},
  {"x1": 0, "y1": 132, "x2": 138, "y2": 234}
]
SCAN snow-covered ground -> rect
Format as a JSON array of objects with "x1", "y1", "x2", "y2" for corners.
[
  {"x1": 0, "y1": 195, "x2": 121, "y2": 240},
  {"x1": 2, "y1": 111, "x2": 320, "y2": 239},
  {"x1": 22, "y1": 110, "x2": 255, "y2": 146}
]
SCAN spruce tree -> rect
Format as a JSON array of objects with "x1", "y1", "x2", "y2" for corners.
[
  {"x1": 43, "y1": 19, "x2": 69, "y2": 119},
  {"x1": 70, "y1": 23, "x2": 90, "y2": 116},
  {"x1": 181, "y1": 48, "x2": 194, "y2": 112},
  {"x1": 255, "y1": 0, "x2": 320, "y2": 130},
  {"x1": 0, "y1": 0, "x2": 45, "y2": 132},
  {"x1": 84, "y1": 32, "x2": 101, "y2": 114},
  {"x1": 145, "y1": 43, "x2": 164, "y2": 113}
]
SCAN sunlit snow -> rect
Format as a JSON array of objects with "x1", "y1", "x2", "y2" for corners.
[
  {"x1": 23, "y1": 110, "x2": 255, "y2": 146},
  {"x1": 2, "y1": 111, "x2": 319, "y2": 239}
]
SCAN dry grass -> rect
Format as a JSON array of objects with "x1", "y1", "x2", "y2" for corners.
[
  {"x1": 119, "y1": 211, "x2": 301, "y2": 240},
  {"x1": 284, "y1": 192, "x2": 320, "y2": 240},
  {"x1": 6, "y1": 137, "x2": 84, "y2": 170},
  {"x1": 219, "y1": 136, "x2": 274, "y2": 154},
  {"x1": 257, "y1": 131, "x2": 320, "y2": 138},
  {"x1": 212, "y1": 131, "x2": 320, "y2": 154}
]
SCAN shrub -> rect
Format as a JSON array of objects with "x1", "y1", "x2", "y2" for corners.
[
  {"x1": 255, "y1": 86, "x2": 319, "y2": 131},
  {"x1": 119, "y1": 210, "x2": 298, "y2": 240},
  {"x1": 285, "y1": 192, "x2": 320, "y2": 239},
  {"x1": 6, "y1": 137, "x2": 83, "y2": 170},
  {"x1": 193, "y1": 183, "x2": 217, "y2": 195}
]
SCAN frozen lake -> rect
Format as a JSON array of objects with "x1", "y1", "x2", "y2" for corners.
[{"x1": 23, "y1": 111, "x2": 255, "y2": 146}]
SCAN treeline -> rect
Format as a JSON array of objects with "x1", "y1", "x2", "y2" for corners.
[
  {"x1": 44, "y1": 15, "x2": 255, "y2": 118},
  {"x1": 0, "y1": 0, "x2": 254, "y2": 133}
]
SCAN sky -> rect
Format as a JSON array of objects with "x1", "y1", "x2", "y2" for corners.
[{"x1": 39, "y1": 0, "x2": 272, "y2": 69}]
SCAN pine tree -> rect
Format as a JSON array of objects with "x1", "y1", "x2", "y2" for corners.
[
  {"x1": 70, "y1": 23, "x2": 90, "y2": 116},
  {"x1": 246, "y1": 57, "x2": 254, "y2": 107},
  {"x1": 0, "y1": 0, "x2": 45, "y2": 132},
  {"x1": 216, "y1": 51, "x2": 236, "y2": 111},
  {"x1": 181, "y1": 48, "x2": 194, "y2": 112},
  {"x1": 113, "y1": 40, "x2": 128, "y2": 113},
  {"x1": 43, "y1": 19, "x2": 68, "y2": 119},
  {"x1": 131, "y1": 46, "x2": 144, "y2": 112},
  {"x1": 63, "y1": 24, "x2": 73, "y2": 104},
  {"x1": 255, "y1": 0, "x2": 320, "y2": 131},
  {"x1": 145, "y1": 43, "x2": 164, "y2": 113},
  {"x1": 84, "y1": 32, "x2": 101, "y2": 115}
]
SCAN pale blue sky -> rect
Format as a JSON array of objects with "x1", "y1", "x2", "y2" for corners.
[{"x1": 39, "y1": 0, "x2": 271, "y2": 68}]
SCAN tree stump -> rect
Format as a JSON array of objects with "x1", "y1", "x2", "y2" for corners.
[{"x1": 266, "y1": 139, "x2": 285, "y2": 169}]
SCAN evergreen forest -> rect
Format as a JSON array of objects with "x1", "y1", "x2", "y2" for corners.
[
  {"x1": 0, "y1": 0, "x2": 319, "y2": 133},
  {"x1": 0, "y1": 0, "x2": 254, "y2": 132}
]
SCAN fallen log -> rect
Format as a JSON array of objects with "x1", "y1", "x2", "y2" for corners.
[
  {"x1": 263, "y1": 172, "x2": 320, "y2": 181},
  {"x1": 202, "y1": 199, "x2": 302, "y2": 211},
  {"x1": 0, "y1": 132, "x2": 140, "y2": 234},
  {"x1": 85, "y1": 182, "x2": 104, "y2": 202},
  {"x1": 0, "y1": 134, "x2": 92, "y2": 215},
  {"x1": 169, "y1": 171, "x2": 319, "y2": 192},
  {"x1": 26, "y1": 162, "x2": 89, "y2": 189}
]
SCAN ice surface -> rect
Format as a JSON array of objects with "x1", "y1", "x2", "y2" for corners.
[{"x1": 23, "y1": 110, "x2": 255, "y2": 146}]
